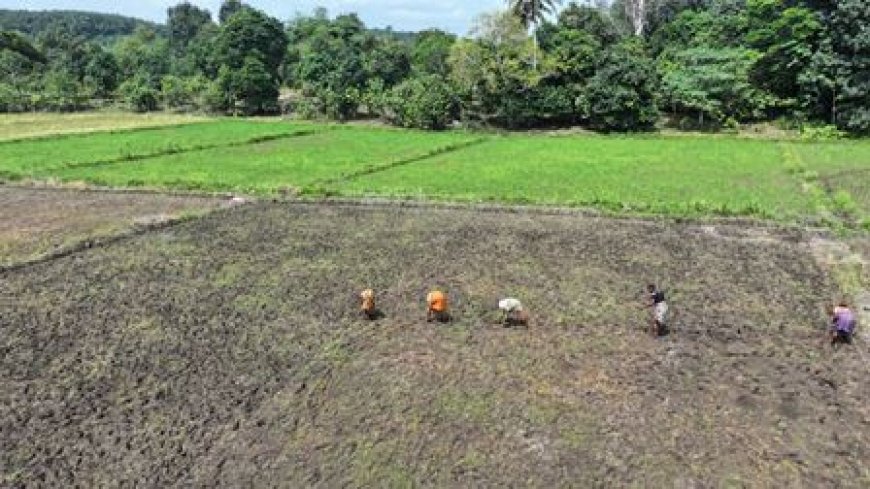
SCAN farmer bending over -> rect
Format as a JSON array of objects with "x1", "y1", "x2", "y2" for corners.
[
  {"x1": 830, "y1": 301, "x2": 856, "y2": 346},
  {"x1": 360, "y1": 289, "x2": 382, "y2": 320},
  {"x1": 427, "y1": 290, "x2": 450, "y2": 323},
  {"x1": 498, "y1": 297, "x2": 529, "y2": 327},
  {"x1": 642, "y1": 284, "x2": 669, "y2": 336}
]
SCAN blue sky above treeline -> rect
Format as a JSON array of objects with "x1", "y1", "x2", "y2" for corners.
[{"x1": 0, "y1": 0, "x2": 513, "y2": 34}]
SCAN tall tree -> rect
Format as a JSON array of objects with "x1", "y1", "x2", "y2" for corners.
[
  {"x1": 218, "y1": 0, "x2": 245, "y2": 24},
  {"x1": 829, "y1": 0, "x2": 870, "y2": 133},
  {"x1": 620, "y1": 0, "x2": 661, "y2": 36},
  {"x1": 167, "y1": 2, "x2": 213, "y2": 50},
  {"x1": 411, "y1": 29, "x2": 456, "y2": 75},
  {"x1": 214, "y1": 7, "x2": 287, "y2": 113},
  {"x1": 505, "y1": 0, "x2": 563, "y2": 70}
]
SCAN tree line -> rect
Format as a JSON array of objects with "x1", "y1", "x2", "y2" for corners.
[{"x1": 0, "y1": 0, "x2": 868, "y2": 134}]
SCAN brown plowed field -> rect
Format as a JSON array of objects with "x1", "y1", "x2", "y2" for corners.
[
  {"x1": 0, "y1": 187, "x2": 221, "y2": 268},
  {"x1": 1, "y1": 202, "x2": 868, "y2": 487}
]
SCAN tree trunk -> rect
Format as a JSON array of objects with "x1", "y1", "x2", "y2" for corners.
[
  {"x1": 532, "y1": 1, "x2": 539, "y2": 72},
  {"x1": 533, "y1": 20, "x2": 538, "y2": 72},
  {"x1": 625, "y1": 0, "x2": 647, "y2": 37}
]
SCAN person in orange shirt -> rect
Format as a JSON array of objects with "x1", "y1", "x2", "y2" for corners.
[{"x1": 426, "y1": 290, "x2": 450, "y2": 323}]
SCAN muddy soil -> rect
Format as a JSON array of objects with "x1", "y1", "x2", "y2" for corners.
[
  {"x1": 0, "y1": 187, "x2": 223, "y2": 268},
  {"x1": 1, "y1": 203, "x2": 868, "y2": 487}
]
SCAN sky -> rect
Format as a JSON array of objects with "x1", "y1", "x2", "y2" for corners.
[{"x1": 0, "y1": 0, "x2": 511, "y2": 34}]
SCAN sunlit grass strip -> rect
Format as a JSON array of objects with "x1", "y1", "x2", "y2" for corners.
[{"x1": 0, "y1": 120, "x2": 324, "y2": 178}]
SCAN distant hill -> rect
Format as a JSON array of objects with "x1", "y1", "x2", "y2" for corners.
[
  {"x1": 0, "y1": 10, "x2": 165, "y2": 41},
  {"x1": 368, "y1": 27, "x2": 418, "y2": 43}
]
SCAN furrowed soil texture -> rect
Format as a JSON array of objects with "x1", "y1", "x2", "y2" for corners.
[
  {"x1": 2, "y1": 203, "x2": 868, "y2": 487},
  {"x1": 0, "y1": 187, "x2": 222, "y2": 268}
]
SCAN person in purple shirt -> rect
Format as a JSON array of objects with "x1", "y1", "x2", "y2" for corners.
[{"x1": 830, "y1": 302, "x2": 856, "y2": 346}]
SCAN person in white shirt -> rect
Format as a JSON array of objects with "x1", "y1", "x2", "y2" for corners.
[{"x1": 498, "y1": 297, "x2": 529, "y2": 327}]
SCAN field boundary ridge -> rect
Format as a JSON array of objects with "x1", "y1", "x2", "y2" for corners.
[
  {"x1": 1, "y1": 129, "x2": 325, "y2": 180},
  {"x1": 313, "y1": 137, "x2": 489, "y2": 187}
]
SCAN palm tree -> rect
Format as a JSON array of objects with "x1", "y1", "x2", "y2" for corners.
[{"x1": 505, "y1": 0, "x2": 562, "y2": 70}]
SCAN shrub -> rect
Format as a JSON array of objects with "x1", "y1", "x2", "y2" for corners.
[
  {"x1": 800, "y1": 124, "x2": 846, "y2": 141},
  {"x1": 384, "y1": 75, "x2": 457, "y2": 130},
  {"x1": 118, "y1": 76, "x2": 160, "y2": 112},
  {"x1": 583, "y1": 42, "x2": 659, "y2": 132}
]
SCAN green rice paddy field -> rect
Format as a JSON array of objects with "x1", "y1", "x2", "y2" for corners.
[{"x1": 1, "y1": 116, "x2": 868, "y2": 225}]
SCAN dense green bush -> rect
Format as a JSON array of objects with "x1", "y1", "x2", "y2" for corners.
[
  {"x1": 583, "y1": 43, "x2": 659, "y2": 132},
  {"x1": 384, "y1": 75, "x2": 457, "y2": 130},
  {"x1": 118, "y1": 76, "x2": 159, "y2": 112}
]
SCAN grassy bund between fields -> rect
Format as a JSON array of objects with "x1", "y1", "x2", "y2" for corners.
[{"x1": 1, "y1": 117, "x2": 868, "y2": 228}]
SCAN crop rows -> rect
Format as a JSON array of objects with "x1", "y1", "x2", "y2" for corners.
[{"x1": 1, "y1": 119, "x2": 869, "y2": 224}]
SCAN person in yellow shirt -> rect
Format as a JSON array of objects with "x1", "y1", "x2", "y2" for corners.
[
  {"x1": 426, "y1": 290, "x2": 450, "y2": 323},
  {"x1": 360, "y1": 289, "x2": 382, "y2": 320}
]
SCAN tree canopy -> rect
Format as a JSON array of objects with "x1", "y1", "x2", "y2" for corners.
[{"x1": 1, "y1": 1, "x2": 869, "y2": 134}]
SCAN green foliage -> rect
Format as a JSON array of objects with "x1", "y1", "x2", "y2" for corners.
[
  {"x1": 384, "y1": 75, "x2": 457, "y2": 130},
  {"x1": 113, "y1": 27, "x2": 170, "y2": 85},
  {"x1": 829, "y1": 0, "x2": 870, "y2": 134},
  {"x1": 215, "y1": 7, "x2": 286, "y2": 75},
  {"x1": 0, "y1": 9, "x2": 164, "y2": 41},
  {"x1": 167, "y1": 2, "x2": 213, "y2": 50},
  {"x1": 660, "y1": 47, "x2": 774, "y2": 127},
  {"x1": 118, "y1": 76, "x2": 159, "y2": 112},
  {"x1": 545, "y1": 28, "x2": 600, "y2": 83},
  {"x1": 219, "y1": 56, "x2": 279, "y2": 115},
  {"x1": 800, "y1": 124, "x2": 846, "y2": 142},
  {"x1": 549, "y1": 2, "x2": 622, "y2": 46},
  {"x1": 83, "y1": 48, "x2": 119, "y2": 97},
  {"x1": 797, "y1": 38, "x2": 840, "y2": 125},
  {"x1": 294, "y1": 13, "x2": 370, "y2": 120},
  {"x1": 365, "y1": 39, "x2": 411, "y2": 87},
  {"x1": 2, "y1": 0, "x2": 869, "y2": 135},
  {"x1": 218, "y1": 0, "x2": 245, "y2": 24},
  {"x1": 648, "y1": 8, "x2": 745, "y2": 56},
  {"x1": 37, "y1": 69, "x2": 88, "y2": 111},
  {"x1": 212, "y1": 7, "x2": 287, "y2": 114},
  {"x1": 450, "y1": 12, "x2": 557, "y2": 128},
  {"x1": 0, "y1": 30, "x2": 45, "y2": 63},
  {"x1": 160, "y1": 75, "x2": 210, "y2": 111},
  {"x1": 584, "y1": 42, "x2": 659, "y2": 132},
  {"x1": 745, "y1": 1, "x2": 823, "y2": 105},
  {"x1": 411, "y1": 29, "x2": 456, "y2": 75}
]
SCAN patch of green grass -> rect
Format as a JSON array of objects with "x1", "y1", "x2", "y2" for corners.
[
  {"x1": 785, "y1": 140, "x2": 870, "y2": 174},
  {"x1": 0, "y1": 119, "x2": 319, "y2": 178},
  {"x1": 335, "y1": 135, "x2": 811, "y2": 219},
  {"x1": 50, "y1": 128, "x2": 477, "y2": 194},
  {"x1": 4, "y1": 117, "x2": 868, "y2": 224},
  {"x1": 785, "y1": 141, "x2": 870, "y2": 221}
]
